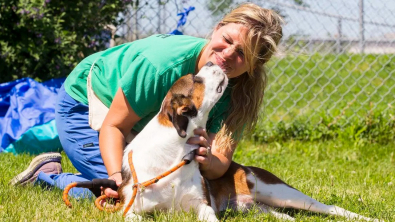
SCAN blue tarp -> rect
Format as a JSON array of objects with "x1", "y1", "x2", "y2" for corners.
[{"x1": 0, "y1": 77, "x2": 65, "y2": 154}]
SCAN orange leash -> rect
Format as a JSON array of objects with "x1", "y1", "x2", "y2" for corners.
[
  {"x1": 62, "y1": 150, "x2": 191, "y2": 217},
  {"x1": 63, "y1": 181, "x2": 122, "y2": 212},
  {"x1": 63, "y1": 182, "x2": 78, "y2": 207},
  {"x1": 122, "y1": 151, "x2": 188, "y2": 217},
  {"x1": 94, "y1": 195, "x2": 121, "y2": 212}
]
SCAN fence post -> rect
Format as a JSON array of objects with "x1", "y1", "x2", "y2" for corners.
[
  {"x1": 359, "y1": 0, "x2": 365, "y2": 53},
  {"x1": 336, "y1": 18, "x2": 342, "y2": 54},
  {"x1": 157, "y1": 0, "x2": 161, "y2": 33},
  {"x1": 133, "y1": 0, "x2": 140, "y2": 41}
]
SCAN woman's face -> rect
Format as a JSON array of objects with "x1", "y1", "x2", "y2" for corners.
[{"x1": 198, "y1": 23, "x2": 251, "y2": 79}]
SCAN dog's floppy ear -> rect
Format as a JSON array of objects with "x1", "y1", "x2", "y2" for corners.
[{"x1": 169, "y1": 94, "x2": 197, "y2": 138}]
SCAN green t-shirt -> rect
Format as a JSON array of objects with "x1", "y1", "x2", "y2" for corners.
[{"x1": 64, "y1": 34, "x2": 232, "y2": 133}]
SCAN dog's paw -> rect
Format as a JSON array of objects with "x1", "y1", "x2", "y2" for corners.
[
  {"x1": 268, "y1": 210, "x2": 295, "y2": 221},
  {"x1": 124, "y1": 212, "x2": 143, "y2": 222},
  {"x1": 196, "y1": 204, "x2": 219, "y2": 222},
  {"x1": 198, "y1": 213, "x2": 219, "y2": 222}
]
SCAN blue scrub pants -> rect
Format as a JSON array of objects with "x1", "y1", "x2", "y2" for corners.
[{"x1": 36, "y1": 84, "x2": 108, "y2": 198}]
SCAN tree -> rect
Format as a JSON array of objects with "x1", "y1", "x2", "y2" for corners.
[{"x1": 0, "y1": 0, "x2": 130, "y2": 82}]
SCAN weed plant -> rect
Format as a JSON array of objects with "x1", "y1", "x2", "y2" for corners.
[{"x1": 251, "y1": 107, "x2": 395, "y2": 145}]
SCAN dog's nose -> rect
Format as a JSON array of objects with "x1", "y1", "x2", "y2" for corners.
[{"x1": 205, "y1": 61, "x2": 214, "y2": 67}]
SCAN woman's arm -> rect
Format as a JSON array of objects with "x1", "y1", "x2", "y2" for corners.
[
  {"x1": 189, "y1": 128, "x2": 237, "y2": 180},
  {"x1": 99, "y1": 88, "x2": 141, "y2": 198}
]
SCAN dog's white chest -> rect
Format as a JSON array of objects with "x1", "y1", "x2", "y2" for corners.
[{"x1": 127, "y1": 162, "x2": 202, "y2": 213}]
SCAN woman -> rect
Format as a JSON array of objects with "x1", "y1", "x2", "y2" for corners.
[{"x1": 11, "y1": 3, "x2": 283, "y2": 199}]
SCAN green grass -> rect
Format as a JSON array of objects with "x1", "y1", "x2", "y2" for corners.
[
  {"x1": 264, "y1": 54, "x2": 395, "y2": 123},
  {"x1": 1, "y1": 139, "x2": 394, "y2": 221}
]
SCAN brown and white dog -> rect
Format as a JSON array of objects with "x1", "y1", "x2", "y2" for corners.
[{"x1": 118, "y1": 62, "x2": 380, "y2": 221}]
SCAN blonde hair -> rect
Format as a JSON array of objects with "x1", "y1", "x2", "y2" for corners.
[{"x1": 214, "y1": 3, "x2": 283, "y2": 153}]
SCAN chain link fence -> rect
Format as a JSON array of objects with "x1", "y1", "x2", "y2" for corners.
[{"x1": 115, "y1": 0, "x2": 395, "y2": 126}]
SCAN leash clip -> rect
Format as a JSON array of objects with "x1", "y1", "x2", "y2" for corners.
[{"x1": 182, "y1": 149, "x2": 196, "y2": 164}]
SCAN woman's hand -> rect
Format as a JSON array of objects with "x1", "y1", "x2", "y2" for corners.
[
  {"x1": 103, "y1": 172, "x2": 122, "y2": 198},
  {"x1": 187, "y1": 128, "x2": 237, "y2": 180},
  {"x1": 187, "y1": 128, "x2": 212, "y2": 171}
]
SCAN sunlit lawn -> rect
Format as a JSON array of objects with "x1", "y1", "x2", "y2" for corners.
[{"x1": 1, "y1": 138, "x2": 393, "y2": 221}]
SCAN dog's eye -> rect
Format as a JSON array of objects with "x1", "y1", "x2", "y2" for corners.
[{"x1": 193, "y1": 76, "x2": 203, "y2": 84}]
